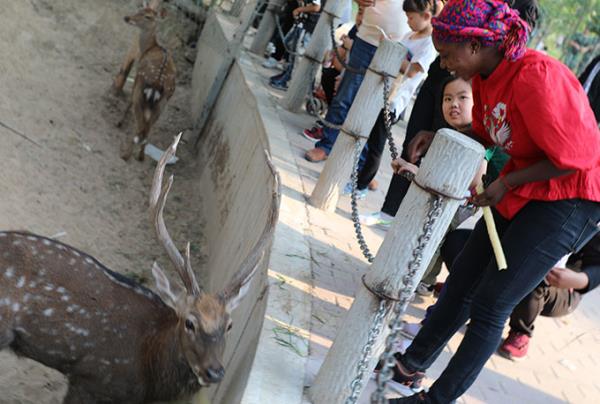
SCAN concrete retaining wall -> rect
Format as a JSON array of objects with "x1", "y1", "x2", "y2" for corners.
[{"x1": 191, "y1": 13, "x2": 279, "y2": 404}]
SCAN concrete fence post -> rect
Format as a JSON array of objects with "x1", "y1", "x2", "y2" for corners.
[
  {"x1": 309, "y1": 129, "x2": 485, "y2": 404},
  {"x1": 249, "y1": 0, "x2": 285, "y2": 56},
  {"x1": 229, "y1": 0, "x2": 247, "y2": 17},
  {"x1": 281, "y1": 0, "x2": 344, "y2": 112},
  {"x1": 309, "y1": 39, "x2": 406, "y2": 212}
]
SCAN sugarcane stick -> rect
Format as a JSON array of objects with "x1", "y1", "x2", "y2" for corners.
[{"x1": 476, "y1": 183, "x2": 508, "y2": 270}]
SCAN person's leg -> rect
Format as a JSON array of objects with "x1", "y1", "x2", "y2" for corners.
[
  {"x1": 313, "y1": 38, "x2": 377, "y2": 154},
  {"x1": 357, "y1": 110, "x2": 387, "y2": 189},
  {"x1": 320, "y1": 67, "x2": 340, "y2": 106},
  {"x1": 425, "y1": 199, "x2": 600, "y2": 403},
  {"x1": 440, "y1": 229, "x2": 473, "y2": 269},
  {"x1": 398, "y1": 215, "x2": 502, "y2": 374},
  {"x1": 380, "y1": 129, "x2": 421, "y2": 216},
  {"x1": 508, "y1": 284, "x2": 547, "y2": 336}
]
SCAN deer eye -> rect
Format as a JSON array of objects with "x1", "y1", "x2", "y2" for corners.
[
  {"x1": 185, "y1": 319, "x2": 195, "y2": 332},
  {"x1": 226, "y1": 321, "x2": 233, "y2": 332}
]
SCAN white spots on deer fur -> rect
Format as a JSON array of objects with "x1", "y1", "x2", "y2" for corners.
[
  {"x1": 0, "y1": 232, "x2": 6, "y2": 237},
  {"x1": 11, "y1": 303, "x2": 20, "y2": 312},
  {"x1": 12, "y1": 239, "x2": 22, "y2": 246},
  {"x1": 65, "y1": 322, "x2": 90, "y2": 337},
  {"x1": 0, "y1": 298, "x2": 10, "y2": 307},
  {"x1": 4, "y1": 267, "x2": 15, "y2": 279},
  {"x1": 83, "y1": 342, "x2": 95, "y2": 349},
  {"x1": 100, "y1": 359, "x2": 111, "y2": 366},
  {"x1": 79, "y1": 308, "x2": 87, "y2": 315},
  {"x1": 85, "y1": 257, "x2": 94, "y2": 265},
  {"x1": 72, "y1": 250, "x2": 80, "y2": 257},
  {"x1": 16, "y1": 276, "x2": 25, "y2": 288},
  {"x1": 43, "y1": 308, "x2": 54, "y2": 317},
  {"x1": 42, "y1": 239, "x2": 51, "y2": 246},
  {"x1": 23, "y1": 293, "x2": 31, "y2": 303},
  {"x1": 56, "y1": 286, "x2": 66, "y2": 294},
  {"x1": 26, "y1": 235, "x2": 37, "y2": 241},
  {"x1": 133, "y1": 136, "x2": 140, "y2": 144},
  {"x1": 61, "y1": 294, "x2": 70, "y2": 302},
  {"x1": 28, "y1": 281, "x2": 37, "y2": 288},
  {"x1": 66, "y1": 304, "x2": 80, "y2": 313},
  {"x1": 68, "y1": 258, "x2": 77, "y2": 266},
  {"x1": 43, "y1": 283, "x2": 54, "y2": 292}
]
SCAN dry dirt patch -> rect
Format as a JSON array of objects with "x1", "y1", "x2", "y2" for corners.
[{"x1": 0, "y1": 0, "x2": 208, "y2": 402}]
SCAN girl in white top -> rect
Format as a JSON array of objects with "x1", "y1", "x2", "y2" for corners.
[{"x1": 390, "y1": 0, "x2": 440, "y2": 115}]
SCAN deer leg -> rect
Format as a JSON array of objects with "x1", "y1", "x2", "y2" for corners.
[
  {"x1": 64, "y1": 381, "x2": 97, "y2": 404},
  {"x1": 112, "y1": 40, "x2": 139, "y2": 95},
  {"x1": 116, "y1": 101, "x2": 132, "y2": 128},
  {"x1": 136, "y1": 98, "x2": 168, "y2": 161}
]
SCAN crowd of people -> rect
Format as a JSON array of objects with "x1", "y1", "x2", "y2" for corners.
[{"x1": 259, "y1": 0, "x2": 600, "y2": 402}]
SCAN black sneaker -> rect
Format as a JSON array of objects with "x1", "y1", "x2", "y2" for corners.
[
  {"x1": 389, "y1": 392, "x2": 432, "y2": 403},
  {"x1": 375, "y1": 353, "x2": 426, "y2": 393}
]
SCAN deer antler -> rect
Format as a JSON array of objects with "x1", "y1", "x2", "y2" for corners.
[
  {"x1": 219, "y1": 153, "x2": 280, "y2": 309},
  {"x1": 150, "y1": 133, "x2": 202, "y2": 296}
]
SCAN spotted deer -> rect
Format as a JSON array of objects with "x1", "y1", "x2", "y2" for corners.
[
  {"x1": 118, "y1": 5, "x2": 176, "y2": 161},
  {"x1": 0, "y1": 135, "x2": 280, "y2": 403}
]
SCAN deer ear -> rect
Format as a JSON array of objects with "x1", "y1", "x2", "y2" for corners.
[
  {"x1": 152, "y1": 262, "x2": 184, "y2": 311},
  {"x1": 219, "y1": 252, "x2": 264, "y2": 313}
]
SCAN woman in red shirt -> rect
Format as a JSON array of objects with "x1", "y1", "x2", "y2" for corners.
[{"x1": 388, "y1": 1, "x2": 600, "y2": 403}]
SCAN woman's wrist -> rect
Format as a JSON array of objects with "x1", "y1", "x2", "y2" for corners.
[{"x1": 499, "y1": 175, "x2": 515, "y2": 191}]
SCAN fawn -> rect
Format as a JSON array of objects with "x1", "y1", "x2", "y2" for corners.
[{"x1": 118, "y1": 6, "x2": 176, "y2": 161}]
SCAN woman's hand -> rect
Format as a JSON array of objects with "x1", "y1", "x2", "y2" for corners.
[
  {"x1": 292, "y1": 8, "x2": 301, "y2": 18},
  {"x1": 407, "y1": 130, "x2": 434, "y2": 163},
  {"x1": 391, "y1": 158, "x2": 418, "y2": 176},
  {"x1": 470, "y1": 179, "x2": 507, "y2": 207},
  {"x1": 546, "y1": 267, "x2": 589, "y2": 290}
]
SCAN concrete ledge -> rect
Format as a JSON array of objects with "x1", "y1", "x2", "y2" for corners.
[{"x1": 236, "y1": 54, "x2": 313, "y2": 404}]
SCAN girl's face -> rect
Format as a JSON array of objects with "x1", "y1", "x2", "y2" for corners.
[
  {"x1": 442, "y1": 78, "x2": 473, "y2": 130},
  {"x1": 433, "y1": 39, "x2": 484, "y2": 80},
  {"x1": 406, "y1": 11, "x2": 431, "y2": 32}
]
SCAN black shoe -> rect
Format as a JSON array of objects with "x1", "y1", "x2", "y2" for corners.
[
  {"x1": 375, "y1": 353, "x2": 425, "y2": 390},
  {"x1": 389, "y1": 391, "x2": 432, "y2": 403}
]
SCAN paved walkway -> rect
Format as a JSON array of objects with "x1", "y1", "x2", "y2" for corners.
[{"x1": 253, "y1": 55, "x2": 600, "y2": 404}]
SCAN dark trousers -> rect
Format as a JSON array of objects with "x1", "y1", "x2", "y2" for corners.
[
  {"x1": 439, "y1": 229, "x2": 583, "y2": 337},
  {"x1": 321, "y1": 66, "x2": 340, "y2": 106},
  {"x1": 271, "y1": 2, "x2": 296, "y2": 61},
  {"x1": 400, "y1": 199, "x2": 600, "y2": 403},
  {"x1": 380, "y1": 127, "x2": 418, "y2": 215},
  {"x1": 357, "y1": 110, "x2": 388, "y2": 189},
  {"x1": 510, "y1": 283, "x2": 581, "y2": 336}
]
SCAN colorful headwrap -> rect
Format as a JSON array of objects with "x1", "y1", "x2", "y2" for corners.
[{"x1": 432, "y1": 0, "x2": 530, "y2": 61}]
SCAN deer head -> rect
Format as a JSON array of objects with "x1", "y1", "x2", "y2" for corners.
[
  {"x1": 124, "y1": 6, "x2": 167, "y2": 30},
  {"x1": 149, "y1": 134, "x2": 279, "y2": 385}
]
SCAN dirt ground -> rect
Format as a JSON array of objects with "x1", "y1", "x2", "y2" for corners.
[{"x1": 0, "y1": 0, "x2": 209, "y2": 402}]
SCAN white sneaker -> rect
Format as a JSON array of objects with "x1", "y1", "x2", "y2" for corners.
[
  {"x1": 262, "y1": 57, "x2": 283, "y2": 70},
  {"x1": 400, "y1": 322, "x2": 422, "y2": 339},
  {"x1": 415, "y1": 282, "x2": 433, "y2": 297},
  {"x1": 359, "y1": 211, "x2": 394, "y2": 228}
]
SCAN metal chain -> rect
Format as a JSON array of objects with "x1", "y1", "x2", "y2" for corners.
[
  {"x1": 345, "y1": 299, "x2": 389, "y2": 404},
  {"x1": 370, "y1": 196, "x2": 444, "y2": 404},
  {"x1": 274, "y1": 13, "x2": 304, "y2": 57},
  {"x1": 328, "y1": 18, "x2": 366, "y2": 75},
  {"x1": 350, "y1": 137, "x2": 375, "y2": 263}
]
